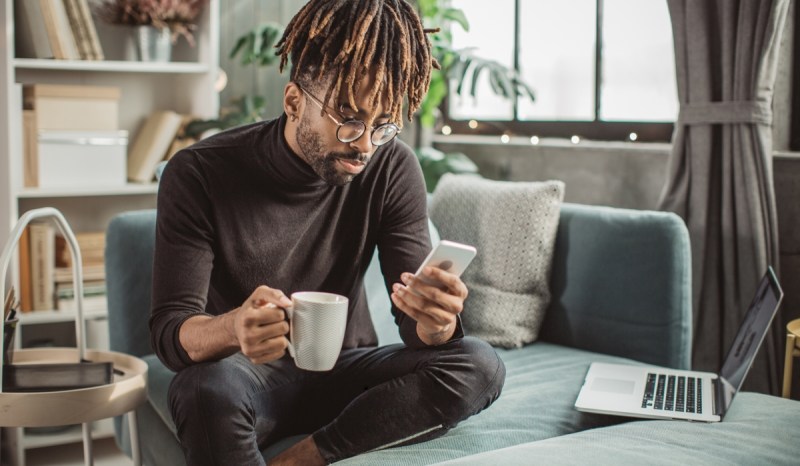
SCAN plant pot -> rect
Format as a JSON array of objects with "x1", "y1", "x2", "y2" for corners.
[{"x1": 131, "y1": 25, "x2": 172, "y2": 62}]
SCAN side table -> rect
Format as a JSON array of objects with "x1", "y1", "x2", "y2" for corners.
[
  {"x1": 0, "y1": 347, "x2": 147, "y2": 466},
  {"x1": 1, "y1": 208, "x2": 147, "y2": 465},
  {"x1": 782, "y1": 318, "x2": 800, "y2": 398}
]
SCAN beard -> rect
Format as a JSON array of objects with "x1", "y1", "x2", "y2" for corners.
[{"x1": 295, "y1": 115, "x2": 370, "y2": 186}]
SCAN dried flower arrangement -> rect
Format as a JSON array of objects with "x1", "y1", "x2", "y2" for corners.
[{"x1": 94, "y1": 0, "x2": 206, "y2": 46}]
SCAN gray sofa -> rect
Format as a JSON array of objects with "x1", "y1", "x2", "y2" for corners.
[{"x1": 105, "y1": 202, "x2": 800, "y2": 465}]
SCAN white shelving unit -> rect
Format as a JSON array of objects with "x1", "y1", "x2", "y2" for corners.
[{"x1": 0, "y1": 1, "x2": 220, "y2": 464}]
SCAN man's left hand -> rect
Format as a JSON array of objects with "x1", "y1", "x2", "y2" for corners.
[{"x1": 391, "y1": 266, "x2": 468, "y2": 346}]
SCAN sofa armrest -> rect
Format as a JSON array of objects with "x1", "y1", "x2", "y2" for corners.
[
  {"x1": 539, "y1": 203, "x2": 692, "y2": 369},
  {"x1": 105, "y1": 209, "x2": 158, "y2": 358}
]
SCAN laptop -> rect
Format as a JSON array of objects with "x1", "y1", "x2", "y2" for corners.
[{"x1": 574, "y1": 267, "x2": 783, "y2": 422}]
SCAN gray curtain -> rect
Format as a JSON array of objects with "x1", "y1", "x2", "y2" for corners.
[{"x1": 659, "y1": 0, "x2": 790, "y2": 394}]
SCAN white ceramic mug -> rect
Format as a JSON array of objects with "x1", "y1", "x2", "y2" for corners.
[{"x1": 285, "y1": 291, "x2": 348, "y2": 371}]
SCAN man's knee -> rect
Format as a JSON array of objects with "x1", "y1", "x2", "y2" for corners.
[
  {"x1": 429, "y1": 336, "x2": 506, "y2": 424},
  {"x1": 169, "y1": 357, "x2": 253, "y2": 426}
]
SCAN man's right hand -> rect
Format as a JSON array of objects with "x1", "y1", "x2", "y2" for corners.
[{"x1": 232, "y1": 286, "x2": 293, "y2": 364}]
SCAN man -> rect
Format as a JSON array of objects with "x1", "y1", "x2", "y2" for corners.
[{"x1": 150, "y1": 1, "x2": 505, "y2": 464}]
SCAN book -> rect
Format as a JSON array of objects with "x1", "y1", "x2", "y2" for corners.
[
  {"x1": 38, "y1": 0, "x2": 81, "y2": 60},
  {"x1": 76, "y1": 0, "x2": 104, "y2": 60},
  {"x1": 54, "y1": 265, "x2": 105, "y2": 284},
  {"x1": 14, "y1": 0, "x2": 55, "y2": 59},
  {"x1": 22, "y1": 110, "x2": 39, "y2": 188},
  {"x1": 55, "y1": 232, "x2": 106, "y2": 268},
  {"x1": 18, "y1": 226, "x2": 34, "y2": 313},
  {"x1": 29, "y1": 222, "x2": 56, "y2": 311},
  {"x1": 56, "y1": 280, "x2": 106, "y2": 298},
  {"x1": 127, "y1": 111, "x2": 183, "y2": 183},
  {"x1": 57, "y1": 295, "x2": 107, "y2": 313},
  {"x1": 62, "y1": 0, "x2": 92, "y2": 60}
]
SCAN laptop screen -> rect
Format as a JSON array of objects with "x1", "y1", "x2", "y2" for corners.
[{"x1": 718, "y1": 268, "x2": 783, "y2": 397}]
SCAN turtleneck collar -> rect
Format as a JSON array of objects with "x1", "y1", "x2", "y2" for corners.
[{"x1": 261, "y1": 113, "x2": 329, "y2": 189}]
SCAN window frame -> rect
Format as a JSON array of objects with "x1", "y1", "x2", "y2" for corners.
[{"x1": 441, "y1": 0, "x2": 675, "y2": 143}]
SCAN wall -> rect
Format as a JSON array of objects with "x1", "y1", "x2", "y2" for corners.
[{"x1": 218, "y1": 0, "x2": 300, "y2": 120}]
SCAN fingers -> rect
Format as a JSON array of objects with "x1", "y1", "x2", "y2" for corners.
[
  {"x1": 236, "y1": 285, "x2": 294, "y2": 364},
  {"x1": 242, "y1": 335, "x2": 290, "y2": 365},
  {"x1": 391, "y1": 282, "x2": 455, "y2": 327},
  {"x1": 400, "y1": 271, "x2": 465, "y2": 314},
  {"x1": 418, "y1": 267, "x2": 468, "y2": 299},
  {"x1": 249, "y1": 285, "x2": 293, "y2": 309}
]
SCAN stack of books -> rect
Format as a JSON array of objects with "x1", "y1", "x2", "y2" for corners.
[
  {"x1": 15, "y1": 0, "x2": 104, "y2": 61},
  {"x1": 54, "y1": 232, "x2": 107, "y2": 312},
  {"x1": 17, "y1": 225, "x2": 108, "y2": 314}
]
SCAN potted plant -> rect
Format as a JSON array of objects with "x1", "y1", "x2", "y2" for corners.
[{"x1": 94, "y1": 0, "x2": 206, "y2": 62}]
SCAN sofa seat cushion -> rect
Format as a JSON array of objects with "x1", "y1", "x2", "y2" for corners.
[
  {"x1": 144, "y1": 342, "x2": 654, "y2": 465},
  {"x1": 435, "y1": 392, "x2": 800, "y2": 465},
  {"x1": 335, "y1": 342, "x2": 640, "y2": 465}
]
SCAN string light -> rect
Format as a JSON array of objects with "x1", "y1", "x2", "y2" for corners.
[
  {"x1": 629, "y1": 132, "x2": 638, "y2": 141},
  {"x1": 571, "y1": 135, "x2": 580, "y2": 144},
  {"x1": 530, "y1": 136, "x2": 539, "y2": 145},
  {"x1": 441, "y1": 125, "x2": 452, "y2": 135},
  {"x1": 500, "y1": 134, "x2": 510, "y2": 144},
  {"x1": 468, "y1": 120, "x2": 478, "y2": 129}
]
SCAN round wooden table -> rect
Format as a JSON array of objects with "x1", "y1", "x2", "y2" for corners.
[{"x1": 0, "y1": 348, "x2": 147, "y2": 466}]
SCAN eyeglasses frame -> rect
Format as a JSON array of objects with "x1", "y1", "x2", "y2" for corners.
[{"x1": 296, "y1": 84, "x2": 401, "y2": 147}]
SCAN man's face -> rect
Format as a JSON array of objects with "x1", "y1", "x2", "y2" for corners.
[{"x1": 293, "y1": 78, "x2": 393, "y2": 186}]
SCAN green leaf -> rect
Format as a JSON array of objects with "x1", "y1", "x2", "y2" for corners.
[{"x1": 442, "y1": 8, "x2": 469, "y2": 32}]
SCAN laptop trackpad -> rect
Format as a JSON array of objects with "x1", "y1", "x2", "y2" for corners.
[{"x1": 592, "y1": 377, "x2": 636, "y2": 394}]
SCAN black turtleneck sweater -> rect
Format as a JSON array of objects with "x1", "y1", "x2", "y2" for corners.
[{"x1": 149, "y1": 115, "x2": 435, "y2": 371}]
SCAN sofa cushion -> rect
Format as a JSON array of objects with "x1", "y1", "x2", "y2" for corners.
[
  {"x1": 143, "y1": 342, "x2": 639, "y2": 465},
  {"x1": 430, "y1": 174, "x2": 565, "y2": 348},
  {"x1": 435, "y1": 392, "x2": 800, "y2": 465},
  {"x1": 335, "y1": 342, "x2": 636, "y2": 465}
]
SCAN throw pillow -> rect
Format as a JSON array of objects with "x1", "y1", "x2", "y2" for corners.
[{"x1": 430, "y1": 174, "x2": 565, "y2": 348}]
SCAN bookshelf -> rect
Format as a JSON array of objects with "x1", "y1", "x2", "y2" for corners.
[{"x1": 0, "y1": 0, "x2": 220, "y2": 464}]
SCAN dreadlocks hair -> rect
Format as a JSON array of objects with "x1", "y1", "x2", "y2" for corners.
[{"x1": 275, "y1": 0, "x2": 440, "y2": 129}]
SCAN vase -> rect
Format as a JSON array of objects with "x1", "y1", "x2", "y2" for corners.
[{"x1": 132, "y1": 25, "x2": 172, "y2": 62}]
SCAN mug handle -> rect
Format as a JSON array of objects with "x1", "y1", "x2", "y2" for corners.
[{"x1": 283, "y1": 305, "x2": 296, "y2": 358}]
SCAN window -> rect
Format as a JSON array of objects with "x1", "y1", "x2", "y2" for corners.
[{"x1": 445, "y1": 0, "x2": 678, "y2": 142}]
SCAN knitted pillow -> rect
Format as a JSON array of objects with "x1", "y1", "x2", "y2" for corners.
[{"x1": 430, "y1": 174, "x2": 565, "y2": 348}]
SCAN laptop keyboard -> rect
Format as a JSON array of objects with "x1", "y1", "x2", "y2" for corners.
[{"x1": 641, "y1": 373, "x2": 703, "y2": 414}]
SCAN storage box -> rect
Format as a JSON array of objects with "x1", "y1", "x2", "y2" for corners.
[
  {"x1": 37, "y1": 130, "x2": 128, "y2": 188},
  {"x1": 23, "y1": 84, "x2": 121, "y2": 131}
]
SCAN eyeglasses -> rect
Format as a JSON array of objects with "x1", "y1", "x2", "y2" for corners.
[{"x1": 297, "y1": 85, "x2": 400, "y2": 147}]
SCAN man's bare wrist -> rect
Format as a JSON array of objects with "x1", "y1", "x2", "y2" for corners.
[{"x1": 418, "y1": 323, "x2": 454, "y2": 346}]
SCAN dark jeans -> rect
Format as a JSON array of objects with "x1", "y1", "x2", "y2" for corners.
[{"x1": 168, "y1": 336, "x2": 505, "y2": 465}]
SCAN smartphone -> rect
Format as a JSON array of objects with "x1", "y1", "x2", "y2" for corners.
[{"x1": 414, "y1": 240, "x2": 478, "y2": 282}]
